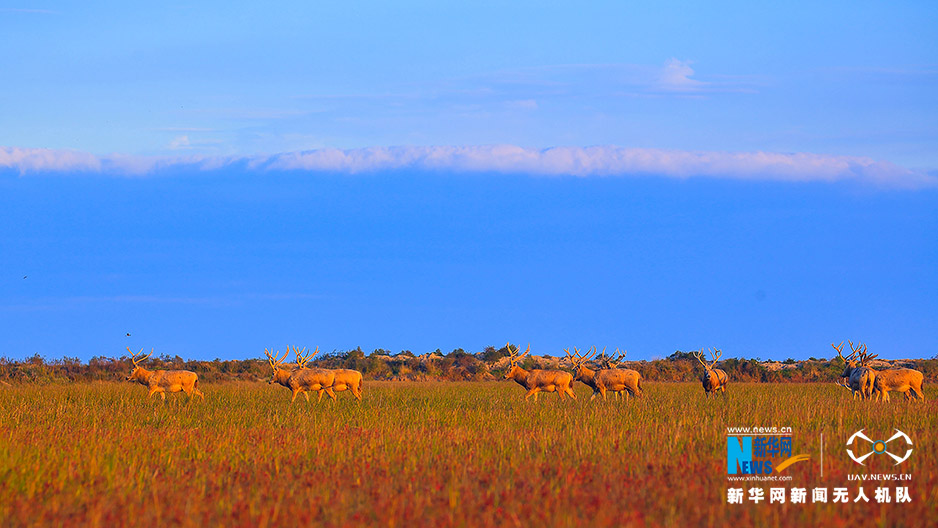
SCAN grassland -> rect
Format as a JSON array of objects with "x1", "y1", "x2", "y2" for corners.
[{"x1": 0, "y1": 381, "x2": 935, "y2": 527}]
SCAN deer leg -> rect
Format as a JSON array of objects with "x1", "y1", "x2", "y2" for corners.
[
  {"x1": 524, "y1": 388, "x2": 539, "y2": 402},
  {"x1": 326, "y1": 387, "x2": 337, "y2": 402},
  {"x1": 566, "y1": 386, "x2": 576, "y2": 400},
  {"x1": 291, "y1": 389, "x2": 301, "y2": 403},
  {"x1": 304, "y1": 391, "x2": 310, "y2": 403},
  {"x1": 317, "y1": 389, "x2": 325, "y2": 404}
]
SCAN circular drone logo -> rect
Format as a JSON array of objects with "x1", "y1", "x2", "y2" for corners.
[{"x1": 846, "y1": 429, "x2": 913, "y2": 466}]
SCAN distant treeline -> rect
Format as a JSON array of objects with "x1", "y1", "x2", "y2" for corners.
[{"x1": 1, "y1": 346, "x2": 936, "y2": 385}]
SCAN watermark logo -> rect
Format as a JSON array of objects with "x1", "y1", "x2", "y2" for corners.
[
  {"x1": 846, "y1": 429, "x2": 913, "y2": 466},
  {"x1": 727, "y1": 427, "x2": 809, "y2": 478}
]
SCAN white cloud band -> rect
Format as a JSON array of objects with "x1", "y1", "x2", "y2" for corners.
[{"x1": 2, "y1": 145, "x2": 933, "y2": 188}]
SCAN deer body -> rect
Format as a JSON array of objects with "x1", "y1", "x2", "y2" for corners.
[
  {"x1": 504, "y1": 343, "x2": 576, "y2": 402},
  {"x1": 694, "y1": 349, "x2": 728, "y2": 399},
  {"x1": 267, "y1": 347, "x2": 337, "y2": 403},
  {"x1": 845, "y1": 366, "x2": 876, "y2": 400},
  {"x1": 873, "y1": 368, "x2": 925, "y2": 402},
  {"x1": 126, "y1": 348, "x2": 203, "y2": 401},
  {"x1": 568, "y1": 348, "x2": 643, "y2": 401},
  {"x1": 328, "y1": 369, "x2": 364, "y2": 401},
  {"x1": 701, "y1": 368, "x2": 728, "y2": 397},
  {"x1": 834, "y1": 341, "x2": 877, "y2": 400},
  {"x1": 286, "y1": 368, "x2": 337, "y2": 403},
  {"x1": 576, "y1": 366, "x2": 643, "y2": 401}
]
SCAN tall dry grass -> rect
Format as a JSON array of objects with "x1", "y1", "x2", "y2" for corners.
[{"x1": 0, "y1": 381, "x2": 934, "y2": 527}]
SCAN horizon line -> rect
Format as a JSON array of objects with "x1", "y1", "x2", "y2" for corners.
[{"x1": 2, "y1": 144, "x2": 936, "y2": 189}]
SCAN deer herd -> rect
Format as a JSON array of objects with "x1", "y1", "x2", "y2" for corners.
[
  {"x1": 123, "y1": 340, "x2": 926, "y2": 404},
  {"x1": 832, "y1": 341, "x2": 925, "y2": 402}
]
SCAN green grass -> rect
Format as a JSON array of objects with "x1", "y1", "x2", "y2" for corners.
[{"x1": 0, "y1": 381, "x2": 935, "y2": 527}]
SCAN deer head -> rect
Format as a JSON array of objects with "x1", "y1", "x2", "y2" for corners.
[
  {"x1": 565, "y1": 346, "x2": 594, "y2": 380},
  {"x1": 292, "y1": 345, "x2": 318, "y2": 368},
  {"x1": 264, "y1": 347, "x2": 290, "y2": 385},
  {"x1": 603, "y1": 348, "x2": 627, "y2": 369},
  {"x1": 693, "y1": 348, "x2": 722, "y2": 379},
  {"x1": 835, "y1": 341, "x2": 867, "y2": 378},
  {"x1": 504, "y1": 342, "x2": 530, "y2": 379},
  {"x1": 126, "y1": 347, "x2": 153, "y2": 381}
]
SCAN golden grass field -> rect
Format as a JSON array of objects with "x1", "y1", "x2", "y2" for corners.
[{"x1": 1, "y1": 381, "x2": 935, "y2": 527}]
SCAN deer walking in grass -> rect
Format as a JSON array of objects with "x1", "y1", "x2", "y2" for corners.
[
  {"x1": 693, "y1": 348, "x2": 727, "y2": 399},
  {"x1": 834, "y1": 341, "x2": 877, "y2": 400},
  {"x1": 324, "y1": 366, "x2": 364, "y2": 402},
  {"x1": 266, "y1": 347, "x2": 337, "y2": 403},
  {"x1": 126, "y1": 348, "x2": 204, "y2": 401},
  {"x1": 503, "y1": 342, "x2": 576, "y2": 402},
  {"x1": 292, "y1": 346, "x2": 363, "y2": 402},
  {"x1": 873, "y1": 367, "x2": 925, "y2": 402},
  {"x1": 567, "y1": 347, "x2": 643, "y2": 401}
]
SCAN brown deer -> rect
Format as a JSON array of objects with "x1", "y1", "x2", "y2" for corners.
[
  {"x1": 126, "y1": 348, "x2": 204, "y2": 401},
  {"x1": 873, "y1": 367, "x2": 925, "y2": 402},
  {"x1": 836, "y1": 341, "x2": 876, "y2": 400},
  {"x1": 312, "y1": 348, "x2": 364, "y2": 402},
  {"x1": 265, "y1": 346, "x2": 337, "y2": 403},
  {"x1": 693, "y1": 348, "x2": 727, "y2": 399},
  {"x1": 567, "y1": 347, "x2": 643, "y2": 401},
  {"x1": 503, "y1": 342, "x2": 576, "y2": 402},
  {"x1": 831, "y1": 342, "x2": 860, "y2": 398}
]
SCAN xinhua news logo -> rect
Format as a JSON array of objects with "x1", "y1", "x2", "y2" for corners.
[
  {"x1": 846, "y1": 429, "x2": 913, "y2": 466},
  {"x1": 727, "y1": 427, "x2": 809, "y2": 478}
]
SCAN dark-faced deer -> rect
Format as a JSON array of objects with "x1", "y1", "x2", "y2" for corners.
[{"x1": 693, "y1": 348, "x2": 727, "y2": 399}]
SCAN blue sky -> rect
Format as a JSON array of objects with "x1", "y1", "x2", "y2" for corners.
[{"x1": 1, "y1": 2, "x2": 936, "y2": 360}]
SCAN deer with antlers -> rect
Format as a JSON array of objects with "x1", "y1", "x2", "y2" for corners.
[
  {"x1": 567, "y1": 347, "x2": 643, "y2": 401},
  {"x1": 126, "y1": 347, "x2": 204, "y2": 401},
  {"x1": 265, "y1": 346, "x2": 337, "y2": 403},
  {"x1": 693, "y1": 348, "x2": 728, "y2": 399},
  {"x1": 831, "y1": 342, "x2": 859, "y2": 398},
  {"x1": 834, "y1": 341, "x2": 877, "y2": 400},
  {"x1": 503, "y1": 342, "x2": 576, "y2": 402}
]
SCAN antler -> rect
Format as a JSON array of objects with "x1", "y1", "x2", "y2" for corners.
[
  {"x1": 566, "y1": 346, "x2": 591, "y2": 369},
  {"x1": 264, "y1": 347, "x2": 289, "y2": 370},
  {"x1": 128, "y1": 347, "x2": 152, "y2": 367},
  {"x1": 606, "y1": 348, "x2": 627, "y2": 368},
  {"x1": 593, "y1": 347, "x2": 612, "y2": 368},
  {"x1": 831, "y1": 342, "x2": 848, "y2": 362},
  {"x1": 692, "y1": 350, "x2": 709, "y2": 369},
  {"x1": 292, "y1": 345, "x2": 318, "y2": 368},
  {"x1": 848, "y1": 340, "x2": 863, "y2": 358},
  {"x1": 859, "y1": 344, "x2": 878, "y2": 366},
  {"x1": 709, "y1": 348, "x2": 722, "y2": 366},
  {"x1": 564, "y1": 347, "x2": 576, "y2": 367},
  {"x1": 505, "y1": 342, "x2": 530, "y2": 364}
]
